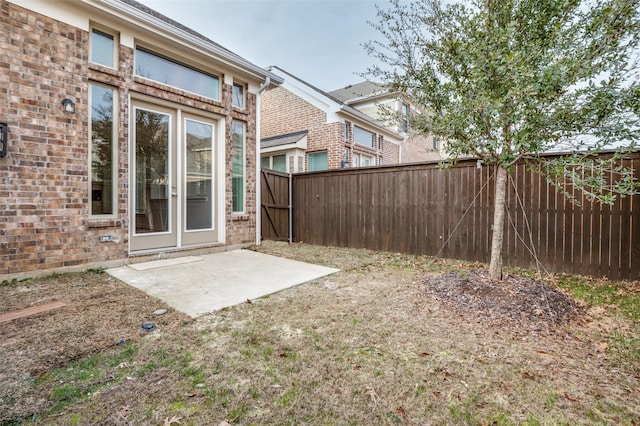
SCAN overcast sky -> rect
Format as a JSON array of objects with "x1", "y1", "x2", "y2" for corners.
[{"x1": 136, "y1": 0, "x2": 391, "y2": 92}]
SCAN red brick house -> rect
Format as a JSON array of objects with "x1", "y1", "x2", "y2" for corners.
[
  {"x1": 0, "y1": 0, "x2": 282, "y2": 277},
  {"x1": 260, "y1": 67, "x2": 403, "y2": 172},
  {"x1": 329, "y1": 81, "x2": 444, "y2": 162}
]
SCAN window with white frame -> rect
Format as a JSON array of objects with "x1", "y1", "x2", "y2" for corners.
[
  {"x1": 353, "y1": 126, "x2": 375, "y2": 148},
  {"x1": 89, "y1": 83, "x2": 116, "y2": 216},
  {"x1": 232, "y1": 83, "x2": 245, "y2": 108},
  {"x1": 352, "y1": 153, "x2": 373, "y2": 167},
  {"x1": 135, "y1": 46, "x2": 220, "y2": 100},
  {"x1": 231, "y1": 121, "x2": 245, "y2": 212},
  {"x1": 261, "y1": 154, "x2": 286, "y2": 172},
  {"x1": 90, "y1": 28, "x2": 116, "y2": 68},
  {"x1": 344, "y1": 122, "x2": 350, "y2": 141}
]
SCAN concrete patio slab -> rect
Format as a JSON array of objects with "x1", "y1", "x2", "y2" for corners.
[{"x1": 106, "y1": 249, "x2": 339, "y2": 318}]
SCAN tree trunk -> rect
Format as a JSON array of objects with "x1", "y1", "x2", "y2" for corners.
[{"x1": 488, "y1": 165, "x2": 508, "y2": 281}]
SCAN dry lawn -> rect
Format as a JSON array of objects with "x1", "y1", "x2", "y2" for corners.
[{"x1": 1, "y1": 241, "x2": 639, "y2": 425}]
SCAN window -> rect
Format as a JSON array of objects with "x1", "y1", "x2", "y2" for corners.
[
  {"x1": 185, "y1": 119, "x2": 214, "y2": 231},
  {"x1": 353, "y1": 126, "x2": 375, "y2": 148},
  {"x1": 260, "y1": 156, "x2": 270, "y2": 169},
  {"x1": 91, "y1": 28, "x2": 115, "y2": 68},
  {"x1": 135, "y1": 46, "x2": 220, "y2": 99},
  {"x1": 231, "y1": 121, "x2": 245, "y2": 212},
  {"x1": 89, "y1": 83, "x2": 116, "y2": 215},
  {"x1": 308, "y1": 151, "x2": 328, "y2": 171},
  {"x1": 344, "y1": 122, "x2": 350, "y2": 141},
  {"x1": 232, "y1": 83, "x2": 245, "y2": 108},
  {"x1": 272, "y1": 155, "x2": 286, "y2": 172},
  {"x1": 401, "y1": 103, "x2": 409, "y2": 132},
  {"x1": 261, "y1": 154, "x2": 286, "y2": 172},
  {"x1": 433, "y1": 136, "x2": 439, "y2": 149},
  {"x1": 353, "y1": 153, "x2": 373, "y2": 168}
]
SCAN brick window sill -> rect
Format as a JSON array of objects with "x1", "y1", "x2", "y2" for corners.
[
  {"x1": 231, "y1": 213, "x2": 250, "y2": 222},
  {"x1": 87, "y1": 219, "x2": 122, "y2": 229}
]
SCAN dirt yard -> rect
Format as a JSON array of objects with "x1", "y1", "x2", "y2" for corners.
[{"x1": 1, "y1": 241, "x2": 638, "y2": 425}]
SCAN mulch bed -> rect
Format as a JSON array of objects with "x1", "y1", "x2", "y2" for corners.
[{"x1": 423, "y1": 270, "x2": 584, "y2": 331}]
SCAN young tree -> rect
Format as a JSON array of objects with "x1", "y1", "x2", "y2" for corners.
[{"x1": 366, "y1": 0, "x2": 640, "y2": 280}]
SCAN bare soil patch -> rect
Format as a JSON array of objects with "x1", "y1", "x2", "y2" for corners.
[{"x1": 0, "y1": 242, "x2": 638, "y2": 425}]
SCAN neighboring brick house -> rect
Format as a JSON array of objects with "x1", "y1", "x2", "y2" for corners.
[
  {"x1": 260, "y1": 67, "x2": 403, "y2": 172},
  {"x1": 0, "y1": 0, "x2": 282, "y2": 277},
  {"x1": 329, "y1": 81, "x2": 444, "y2": 162}
]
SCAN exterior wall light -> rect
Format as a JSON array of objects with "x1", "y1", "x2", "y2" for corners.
[
  {"x1": 61, "y1": 98, "x2": 75, "y2": 114},
  {"x1": 0, "y1": 123, "x2": 7, "y2": 157}
]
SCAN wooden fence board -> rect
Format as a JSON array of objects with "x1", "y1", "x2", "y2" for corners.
[{"x1": 283, "y1": 152, "x2": 639, "y2": 280}]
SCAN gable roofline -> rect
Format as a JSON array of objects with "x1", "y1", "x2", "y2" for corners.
[
  {"x1": 267, "y1": 66, "x2": 401, "y2": 140},
  {"x1": 262, "y1": 130, "x2": 308, "y2": 143},
  {"x1": 330, "y1": 83, "x2": 409, "y2": 109},
  {"x1": 90, "y1": 0, "x2": 283, "y2": 85}
]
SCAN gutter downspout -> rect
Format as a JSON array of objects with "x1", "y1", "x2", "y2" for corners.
[{"x1": 255, "y1": 77, "x2": 271, "y2": 246}]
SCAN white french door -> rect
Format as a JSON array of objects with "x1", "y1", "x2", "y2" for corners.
[{"x1": 130, "y1": 100, "x2": 219, "y2": 251}]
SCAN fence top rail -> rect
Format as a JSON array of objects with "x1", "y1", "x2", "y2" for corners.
[
  {"x1": 291, "y1": 150, "x2": 640, "y2": 179},
  {"x1": 261, "y1": 169, "x2": 291, "y2": 178}
]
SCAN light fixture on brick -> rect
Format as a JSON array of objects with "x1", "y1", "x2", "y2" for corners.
[
  {"x1": 61, "y1": 98, "x2": 75, "y2": 114},
  {"x1": 0, "y1": 123, "x2": 7, "y2": 157}
]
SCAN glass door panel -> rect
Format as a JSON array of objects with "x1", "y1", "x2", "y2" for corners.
[
  {"x1": 131, "y1": 104, "x2": 176, "y2": 251},
  {"x1": 182, "y1": 116, "x2": 217, "y2": 246},
  {"x1": 135, "y1": 109, "x2": 170, "y2": 233},
  {"x1": 185, "y1": 119, "x2": 213, "y2": 230}
]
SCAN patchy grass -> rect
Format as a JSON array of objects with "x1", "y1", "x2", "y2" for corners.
[{"x1": 1, "y1": 241, "x2": 638, "y2": 425}]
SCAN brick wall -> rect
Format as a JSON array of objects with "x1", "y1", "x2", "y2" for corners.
[
  {"x1": 383, "y1": 139, "x2": 400, "y2": 164},
  {"x1": 0, "y1": 2, "x2": 258, "y2": 276},
  {"x1": 262, "y1": 87, "x2": 356, "y2": 170},
  {"x1": 402, "y1": 133, "x2": 442, "y2": 163}
]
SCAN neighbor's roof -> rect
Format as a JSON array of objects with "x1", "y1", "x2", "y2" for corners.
[
  {"x1": 99, "y1": 0, "x2": 283, "y2": 85},
  {"x1": 261, "y1": 130, "x2": 308, "y2": 149},
  {"x1": 266, "y1": 66, "x2": 402, "y2": 139},
  {"x1": 328, "y1": 81, "x2": 388, "y2": 103}
]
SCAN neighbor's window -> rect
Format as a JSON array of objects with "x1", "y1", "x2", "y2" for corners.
[
  {"x1": 232, "y1": 83, "x2": 245, "y2": 108},
  {"x1": 344, "y1": 122, "x2": 350, "y2": 141},
  {"x1": 308, "y1": 151, "x2": 328, "y2": 171},
  {"x1": 352, "y1": 153, "x2": 373, "y2": 167},
  {"x1": 91, "y1": 28, "x2": 115, "y2": 68},
  {"x1": 272, "y1": 154, "x2": 286, "y2": 172},
  {"x1": 261, "y1": 154, "x2": 286, "y2": 172},
  {"x1": 401, "y1": 103, "x2": 409, "y2": 132},
  {"x1": 89, "y1": 83, "x2": 116, "y2": 215},
  {"x1": 433, "y1": 136, "x2": 439, "y2": 149},
  {"x1": 135, "y1": 46, "x2": 220, "y2": 99},
  {"x1": 231, "y1": 120, "x2": 245, "y2": 212},
  {"x1": 353, "y1": 126, "x2": 375, "y2": 148}
]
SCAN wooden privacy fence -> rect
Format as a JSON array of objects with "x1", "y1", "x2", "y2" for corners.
[
  {"x1": 260, "y1": 169, "x2": 290, "y2": 241},
  {"x1": 290, "y1": 153, "x2": 640, "y2": 280}
]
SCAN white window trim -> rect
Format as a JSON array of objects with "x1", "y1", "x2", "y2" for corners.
[
  {"x1": 232, "y1": 120, "x2": 246, "y2": 213},
  {"x1": 232, "y1": 82, "x2": 246, "y2": 109},
  {"x1": 353, "y1": 125, "x2": 375, "y2": 148},
  {"x1": 134, "y1": 44, "x2": 221, "y2": 101},
  {"x1": 88, "y1": 82, "x2": 118, "y2": 218},
  {"x1": 89, "y1": 25, "x2": 118, "y2": 69}
]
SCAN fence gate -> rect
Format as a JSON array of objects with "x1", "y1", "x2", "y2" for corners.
[{"x1": 260, "y1": 169, "x2": 290, "y2": 241}]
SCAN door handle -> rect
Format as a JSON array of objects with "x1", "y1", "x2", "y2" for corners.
[{"x1": 171, "y1": 185, "x2": 177, "y2": 197}]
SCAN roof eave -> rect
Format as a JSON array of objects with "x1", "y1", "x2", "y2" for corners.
[{"x1": 92, "y1": 0, "x2": 283, "y2": 85}]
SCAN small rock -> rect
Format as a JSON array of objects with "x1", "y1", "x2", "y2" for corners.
[{"x1": 152, "y1": 308, "x2": 168, "y2": 316}]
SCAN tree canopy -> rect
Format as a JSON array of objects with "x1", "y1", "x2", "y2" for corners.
[{"x1": 366, "y1": 0, "x2": 640, "y2": 279}]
